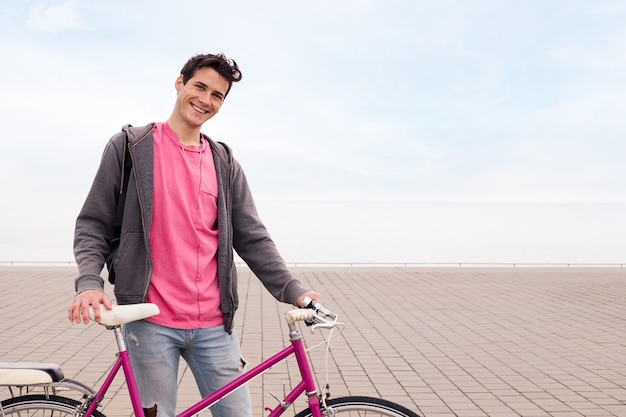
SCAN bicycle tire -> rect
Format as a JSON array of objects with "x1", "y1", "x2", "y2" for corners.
[
  {"x1": 294, "y1": 396, "x2": 421, "y2": 417},
  {"x1": 0, "y1": 394, "x2": 106, "y2": 417}
]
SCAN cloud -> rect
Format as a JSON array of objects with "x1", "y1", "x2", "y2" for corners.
[
  {"x1": 2, "y1": 0, "x2": 626, "y2": 206},
  {"x1": 586, "y1": 0, "x2": 626, "y2": 17},
  {"x1": 26, "y1": 1, "x2": 86, "y2": 34},
  {"x1": 2, "y1": 0, "x2": 626, "y2": 263}
]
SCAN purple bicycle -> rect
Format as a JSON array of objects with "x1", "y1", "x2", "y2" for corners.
[{"x1": 0, "y1": 301, "x2": 419, "y2": 417}]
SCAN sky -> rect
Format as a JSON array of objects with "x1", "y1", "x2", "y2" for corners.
[{"x1": 1, "y1": 0, "x2": 625, "y2": 263}]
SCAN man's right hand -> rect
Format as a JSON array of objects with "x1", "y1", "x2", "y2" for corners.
[{"x1": 68, "y1": 290, "x2": 113, "y2": 324}]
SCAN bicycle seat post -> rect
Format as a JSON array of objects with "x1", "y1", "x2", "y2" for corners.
[{"x1": 112, "y1": 326, "x2": 127, "y2": 353}]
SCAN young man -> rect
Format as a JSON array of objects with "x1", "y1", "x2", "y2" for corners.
[{"x1": 68, "y1": 53, "x2": 321, "y2": 417}]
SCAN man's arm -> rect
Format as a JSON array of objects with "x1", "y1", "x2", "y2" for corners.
[
  {"x1": 229, "y1": 161, "x2": 321, "y2": 305},
  {"x1": 70, "y1": 133, "x2": 126, "y2": 323}
]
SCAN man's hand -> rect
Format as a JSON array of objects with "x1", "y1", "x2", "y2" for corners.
[
  {"x1": 68, "y1": 290, "x2": 113, "y2": 324},
  {"x1": 297, "y1": 290, "x2": 322, "y2": 308}
]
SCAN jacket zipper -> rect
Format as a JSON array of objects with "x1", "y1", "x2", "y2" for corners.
[{"x1": 126, "y1": 124, "x2": 157, "y2": 302}]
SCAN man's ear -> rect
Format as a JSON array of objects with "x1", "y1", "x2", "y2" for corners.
[{"x1": 174, "y1": 74, "x2": 184, "y2": 93}]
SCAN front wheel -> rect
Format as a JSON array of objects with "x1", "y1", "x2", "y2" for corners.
[
  {"x1": 0, "y1": 394, "x2": 106, "y2": 417},
  {"x1": 295, "y1": 396, "x2": 421, "y2": 417}
]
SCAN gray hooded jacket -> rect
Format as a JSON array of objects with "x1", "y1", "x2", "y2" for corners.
[{"x1": 73, "y1": 124, "x2": 308, "y2": 332}]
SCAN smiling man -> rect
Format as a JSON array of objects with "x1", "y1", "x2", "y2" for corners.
[{"x1": 68, "y1": 53, "x2": 321, "y2": 417}]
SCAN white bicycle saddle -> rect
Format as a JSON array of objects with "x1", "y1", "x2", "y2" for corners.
[
  {"x1": 89, "y1": 303, "x2": 160, "y2": 326},
  {"x1": 0, "y1": 363, "x2": 64, "y2": 385}
]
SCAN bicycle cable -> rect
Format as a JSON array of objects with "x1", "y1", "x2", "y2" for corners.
[{"x1": 304, "y1": 316, "x2": 345, "y2": 406}]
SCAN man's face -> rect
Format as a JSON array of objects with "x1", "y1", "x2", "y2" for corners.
[{"x1": 173, "y1": 67, "x2": 230, "y2": 129}]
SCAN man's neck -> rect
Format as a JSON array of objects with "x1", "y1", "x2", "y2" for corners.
[{"x1": 166, "y1": 118, "x2": 202, "y2": 146}]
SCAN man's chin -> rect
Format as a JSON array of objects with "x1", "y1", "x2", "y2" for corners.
[{"x1": 187, "y1": 114, "x2": 213, "y2": 128}]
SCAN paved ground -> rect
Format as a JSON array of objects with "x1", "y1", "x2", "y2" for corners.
[{"x1": 1, "y1": 266, "x2": 625, "y2": 417}]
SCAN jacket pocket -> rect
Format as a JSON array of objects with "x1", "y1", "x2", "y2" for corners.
[{"x1": 112, "y1": 232, "x2": 147, "y2": 298}]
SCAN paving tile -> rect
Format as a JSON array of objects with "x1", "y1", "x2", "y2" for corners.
[{"x1": 1, "y1": 266, "x2": 626, "y2": 416}]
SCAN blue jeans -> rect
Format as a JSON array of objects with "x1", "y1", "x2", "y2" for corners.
[{"x1": 123, "y1": 320, "x2": 251, "y2": 417}]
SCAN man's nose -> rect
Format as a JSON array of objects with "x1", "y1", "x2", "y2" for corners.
[{"x1": 198, "y1": 91, "x2": 211, "y2": 105}]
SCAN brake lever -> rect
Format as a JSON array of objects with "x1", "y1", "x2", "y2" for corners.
[{"x1": 300, "y1": 297, "x2": 338, "y2": 328}]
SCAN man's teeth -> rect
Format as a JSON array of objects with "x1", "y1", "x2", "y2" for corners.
[{"x1": 192, "y1": 104, "x2": 208, "y2": 114}]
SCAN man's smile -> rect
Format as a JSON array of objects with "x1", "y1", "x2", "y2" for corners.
[{"x1": 191, "y1": 103, "x2": 209, "y2": 114}]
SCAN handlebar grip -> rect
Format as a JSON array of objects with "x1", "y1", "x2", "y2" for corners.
[{"x1": 285, "y1": 309, "x2": 315, "y2": 324}]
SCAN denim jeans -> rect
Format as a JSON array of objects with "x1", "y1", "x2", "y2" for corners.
[{"x1": 123, "y1": 320, "x2": 251, "y2": 417}]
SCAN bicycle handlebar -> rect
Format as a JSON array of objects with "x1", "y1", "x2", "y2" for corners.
[{"x1": 285, "y1": 298, "x2": 338, "y2": 331}]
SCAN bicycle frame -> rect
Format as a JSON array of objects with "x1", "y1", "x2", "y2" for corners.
[{"x1": 83, "y1": 321, "x2": 322, "y2": 417}]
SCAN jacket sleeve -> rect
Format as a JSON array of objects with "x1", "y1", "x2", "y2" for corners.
[
  {"x1": 230, "y1": 160, "x2": 309, "y2": 305},
  {"x1": 73, "y1": 133, "x2": 125, "y2": 293}
]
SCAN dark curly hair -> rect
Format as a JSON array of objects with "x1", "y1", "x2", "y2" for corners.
[{"x1": 180, "y1": 53, "x2": 243, "y2": 96}]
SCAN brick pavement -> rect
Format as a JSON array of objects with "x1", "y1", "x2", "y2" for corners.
[{"x1": 1, "y1": 266, "x2": 625, "y2": 416}]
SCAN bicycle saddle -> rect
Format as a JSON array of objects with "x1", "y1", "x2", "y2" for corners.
[
  {"x1": 89, "y1": 303, "x2": 160, "y2": 326},
  {"x1": 0, "y1": 362, "x2": 64, "y2": 385}
]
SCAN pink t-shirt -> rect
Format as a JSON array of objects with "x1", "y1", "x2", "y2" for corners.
[{"x1": 146, "y1": 122, "x2": 223, "y2": 329}]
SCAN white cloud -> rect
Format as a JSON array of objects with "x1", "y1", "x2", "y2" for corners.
[
  {"x1": 586, "y1": 0, "x2": 626, "y2": 17},
  {"x1": 1, "y1": 1, "x2": 626, "y2": 249},
  {"x1": 26, "y1": 1, "x2": 86, "y2": 34}
]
